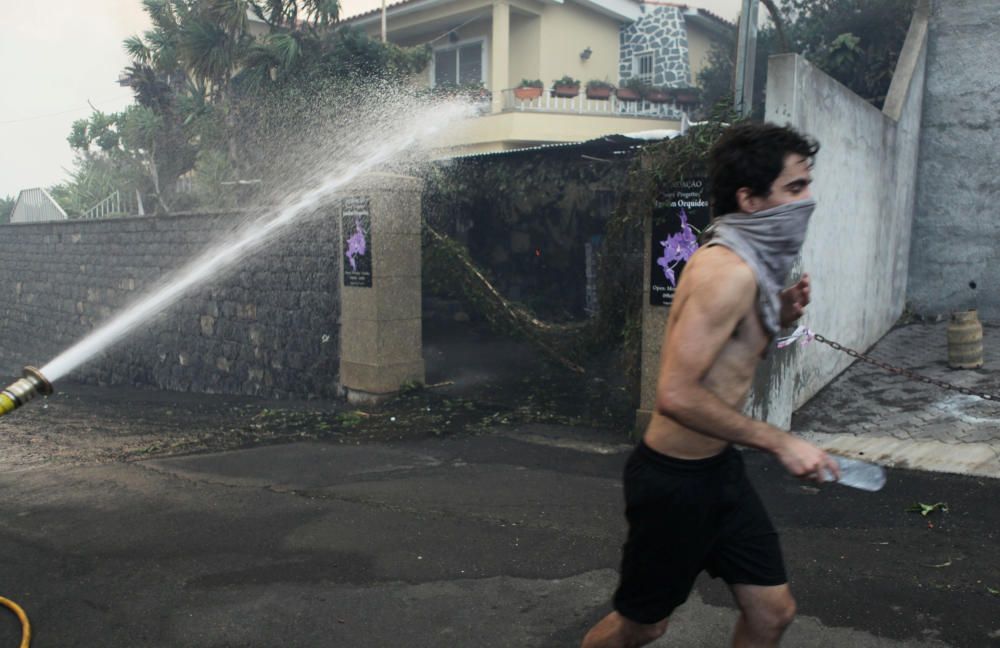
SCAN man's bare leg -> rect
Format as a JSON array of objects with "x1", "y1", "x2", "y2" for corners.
[
  {"x1": 581, "y1": 611, "x2": 668, "y2": 648},
  {"x1": 730, "y1": 584, "x2": 796, "y2": 648}
]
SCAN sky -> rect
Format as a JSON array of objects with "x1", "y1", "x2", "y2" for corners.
[
  {"x1": 0, "y1": 0, "x2": 741, "y2": 200},
  {"x1": 0, "y1": 1, "x2": 151, "y2": 198}
]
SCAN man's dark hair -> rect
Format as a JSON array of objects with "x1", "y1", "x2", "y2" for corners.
[{"x1": 708, "y1": 122, "x2": 820, "y2": 216}]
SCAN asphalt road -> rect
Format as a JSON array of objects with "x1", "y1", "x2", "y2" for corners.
[{"x1": 0, "y1": 422, "x2": 996, "y2": 647}]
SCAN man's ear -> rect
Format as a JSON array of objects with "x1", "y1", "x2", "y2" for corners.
[{"x1": 735, "y1": 187, "x2": 756, "y2": 213}]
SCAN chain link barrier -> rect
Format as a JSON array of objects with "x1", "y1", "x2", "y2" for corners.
[{"x1": 812, "y1": 333, "x2": 1000, "y2": 402}]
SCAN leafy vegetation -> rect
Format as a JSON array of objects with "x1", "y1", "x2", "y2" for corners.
[
  {"x1": 421, "y1": 103, "x2": 740, "y2": 405},
  {"x1": 0, "y1": 195, "x2": 15, "y2": 223},
  {"x1": 52, "y1": 0, "x2": 430, "y2": 217},
  {"x1": 595, "y1": 105, "x2": 740, "y2": 388},
  {"x1": 698, "y1": 0, "x2": 918, "y2": 116},
  {"x1": 619, "y1": 77, "x2": 648, "y2": 93}
]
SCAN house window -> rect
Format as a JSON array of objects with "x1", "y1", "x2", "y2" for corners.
[
  {"x1": 434, "y1": 42, "x2": 484, "y2": 86},
  {"x1": 634, "y1": 52, "x2": 654, "y2": 83}
]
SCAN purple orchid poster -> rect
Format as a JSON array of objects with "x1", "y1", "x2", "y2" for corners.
[
  {"x1": 650, "y1": 178, "x2": 710, "y2": 306},
  {"x1": 342, "y1": 196, "x2": 373, "y2": 288}
]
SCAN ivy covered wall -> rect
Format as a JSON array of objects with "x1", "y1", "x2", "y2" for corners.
[
  {"x1": 421, "y1": 123, "x2": 732, "y2": 411},
  {"x1": 423, "y1": 144, "x2": 639, "y2": 321}
]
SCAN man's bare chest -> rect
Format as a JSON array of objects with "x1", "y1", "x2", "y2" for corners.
[{"x1": 703, "y1": 309, "x2": 769, "y2": 399}]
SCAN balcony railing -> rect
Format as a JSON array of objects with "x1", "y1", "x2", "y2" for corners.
[{"x1": 500, "y1": 89, "x2": 687, "y2": 120}]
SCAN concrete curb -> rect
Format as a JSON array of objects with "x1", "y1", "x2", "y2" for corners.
[{"x1": 802, "y1": 431, "x2": 1000, "y2": 479}]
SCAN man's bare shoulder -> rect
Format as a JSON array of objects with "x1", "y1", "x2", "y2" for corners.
[{"x1": 678, "y1": 245, "x2": 757, "y2": 301}]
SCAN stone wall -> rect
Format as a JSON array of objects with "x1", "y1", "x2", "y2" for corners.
[
  {"x1": 0, "y1": 209, "x2": 341, "y2": 398},
  {"x1": 750, "y1": 2, "x2": 929, "y2": 428},
  {"x1": 616, "y1": 6, "x2": 692, "y2": 121},
  {"x1": 907, "y1": 0, "x2": 1000, "y2": 319},
  {"x1": 618, "y1": 6, "x2": 691, "y2": 88}
]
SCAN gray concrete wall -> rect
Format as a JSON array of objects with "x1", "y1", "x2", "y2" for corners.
[
  {"x1": 907, "y1": 0, "x2": 1000, "y2": 319},
  {"x1": 753, "y1": 3, "x2": 929, "y2": 428},
  {"x1": 0, "y1": 210, "x2": 341, "y2": 398}
]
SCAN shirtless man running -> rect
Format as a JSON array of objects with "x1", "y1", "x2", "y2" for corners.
[{"x1": 582, "y1": 122, "x2": 840, "y2": 648}]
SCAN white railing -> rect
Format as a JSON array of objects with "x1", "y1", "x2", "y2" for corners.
[
  {"x1": 82, "y1": 190, "x2": 136, "y2": 220},
  {"x1": 501, "y1": 89, "x2": 687, "y2": 120}
]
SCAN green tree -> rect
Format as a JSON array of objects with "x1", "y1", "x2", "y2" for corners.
[
  {"x1": 55, "y1": 107, "x2": 162, "y2": 216},
  {"x1": 0, "y1": 195, "x2": 15, "y2": 224},
  {"x1": 698, "y1": 0, "x2": 917, "y2": 116},
  {"x1": 60, "y1": 0, "x2": 432, "y2": 215},
  {"x1": 122, "y1": 0, "x2": 230, "y2": 196},
  {"x1": 252, "y1": 0, "x2": 340, "y2": 31},
  {"x1": 696, "y1": 30, "x2": 737, "y2": 117},
  {"x1": 783, "y1": 0, "x2": 915, "y2": 104},
  {"x1": 191, "y1": 148, "x2": 238, "y2": 208},
  {"x1": 226, "y1": 11, "x2": 430, "y2": 190}
]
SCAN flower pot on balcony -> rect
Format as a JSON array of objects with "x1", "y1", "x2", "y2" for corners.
[
  {"x1": 586, "y1": 86, "x2": 612, "y2": 100},
  {"x1": 615, "y1": 87, "x2": 640, "y2": 102},
  {"x1": 514, "y1": 86, "x2": 543, "y2": 100},
  {"x1": 644, "y1": 89, "x2": 671, "y2": 104},
  {"x1": 553, "y1": 84, "x2": 580, "y2": 98}
]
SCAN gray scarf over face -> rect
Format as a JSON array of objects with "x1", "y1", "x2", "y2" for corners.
[{"x1": 703, "y1": 198, "x2": 816, "y2": 336}]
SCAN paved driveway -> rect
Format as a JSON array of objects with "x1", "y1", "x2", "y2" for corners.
[
  {"x1": 0, "y1": 419, "x2": 996, "y2": 647},
  {"x1": 795, "y1": 321, "x2": 1000, "y2": 478}
]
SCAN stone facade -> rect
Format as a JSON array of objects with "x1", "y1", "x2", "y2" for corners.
[
  {"x1": 618, "y1": 6, "x2": 691, "y2": 121},
  {"x1": 618, "y1": 6, "x2": 691, "y2": 87},
  {"x1": 0, "y1": 210, "x2": 341, "y2": 398}
]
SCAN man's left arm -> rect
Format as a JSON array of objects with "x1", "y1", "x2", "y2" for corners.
[{"x1": 780, "y1": 273, "x2": 811, "y2": 328}]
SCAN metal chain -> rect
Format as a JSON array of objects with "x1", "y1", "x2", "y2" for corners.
[{"x1": 812, "y1": 334, "x2": 1000, "y2": 402}]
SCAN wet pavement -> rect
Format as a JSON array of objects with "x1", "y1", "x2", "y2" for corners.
[
  {"x1": 0, "y1": 319, "x2": 997, "y2": 646},
  {"x1": 0, "y1": 423, "x2": 996, "y2": 647},
  {"x1": 795, "y1": 320, "x2": 1000, "y2": 478}
]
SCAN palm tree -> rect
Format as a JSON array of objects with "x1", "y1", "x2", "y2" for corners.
[
  {"x1": 120, "y1": 1, "x2": 209, "y2": 211},
  {"x1": 178, "y1": 18, "x2": 237, "y2": 96},
  {"x1": 124, "y1": 1, "x2": 260, "y2": 178},
  {"x1": 117, "y1": 0, "x2": 432, "y2": 198},
  {"x1": 252, "y1": 0, "x2": 339, "y2": 31}
]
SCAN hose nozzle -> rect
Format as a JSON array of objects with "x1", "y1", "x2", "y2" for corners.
[{"x1": 0, "y1": 366, "x2": 54, "y2": 417}]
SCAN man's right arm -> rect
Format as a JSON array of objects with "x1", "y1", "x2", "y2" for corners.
[{"x1": 654, "y1": 254, "x2": 838, "y2": 481}]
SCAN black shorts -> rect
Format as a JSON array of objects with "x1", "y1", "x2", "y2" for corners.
[{"x1": 612, "y1": 440, "x2": 787, "y2": 624}]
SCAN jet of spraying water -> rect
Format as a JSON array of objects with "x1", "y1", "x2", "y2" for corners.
[{"x1": 39, "y1": 97, "x2": 474, "y2": 384}]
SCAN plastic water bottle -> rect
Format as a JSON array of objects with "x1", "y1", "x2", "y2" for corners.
[{"x1": 825, "y1": 455, "x2": 886, "y2": 492}]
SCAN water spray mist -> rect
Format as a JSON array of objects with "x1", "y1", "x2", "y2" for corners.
[
  {"x1": 0, "y1": 367, "x2": 53, "y2": 417},
  {"x1": 0, "y1": 93, "x2": 474, "y2": 416}
]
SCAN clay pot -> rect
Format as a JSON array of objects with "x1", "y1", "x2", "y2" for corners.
[
  {"x1": 947, "y1": 309, "x2": 984, "y2": 369},
  {"x1": 615, "y1": 88, "x2": 640, "y2": 101},
  {"x1": 586, "y1": 86, "x2": 612, "y2": 100},
  {"x1": 514, "y1": 86, "x2": 542, "y2": 100},
  {"x1": 552, "y1": 84, "x2": 580, "y2": 98},
  {"x1": 644, "y1": 89, "x2": 671, "y2": 103}
]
